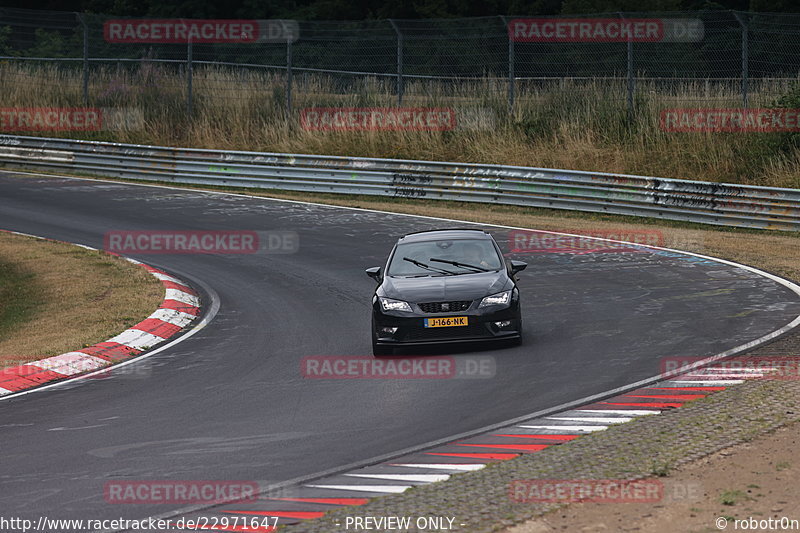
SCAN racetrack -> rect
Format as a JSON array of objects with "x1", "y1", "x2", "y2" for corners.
[{"x1": 1, "y1": 171, "x2": 799, "y2": 526}]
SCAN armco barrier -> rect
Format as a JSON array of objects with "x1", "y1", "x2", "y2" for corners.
[{"x1": 0, "y1": 135, "x2": 798, "y2": 231}]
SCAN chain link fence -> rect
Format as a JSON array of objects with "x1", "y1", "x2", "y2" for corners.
[{"x1": 1, "y1": 7, "x2": 800, "y2": 123}]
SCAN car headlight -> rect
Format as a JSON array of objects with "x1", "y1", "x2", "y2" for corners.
[
  {"x1": 379, "y1": 297, "x2": 412, "y2": 312},
  {"x1": 479, "y1": 290, "x2": 511, "y2": 308}
]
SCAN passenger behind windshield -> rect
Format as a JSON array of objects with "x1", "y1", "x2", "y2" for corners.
[{"x1": 388, "y1": 239, "x2": 503, "y2": 276}]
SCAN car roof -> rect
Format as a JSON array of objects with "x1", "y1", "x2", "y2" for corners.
[{"x1": 397, "y1": 229, "x2": 492, "y2": 243}]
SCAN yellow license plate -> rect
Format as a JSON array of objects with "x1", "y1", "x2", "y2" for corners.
[{"x1": 424, "y1": 316, "x2": 468, "y2": 328}]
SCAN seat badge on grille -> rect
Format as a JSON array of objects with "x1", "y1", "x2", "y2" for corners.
[{"x1": 441, "y1": 303, "x2": 450, "y2": 311}]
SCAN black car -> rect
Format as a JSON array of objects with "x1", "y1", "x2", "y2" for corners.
[{"x1": 366, "y1": 229, "x2": 527, "y2": 355}]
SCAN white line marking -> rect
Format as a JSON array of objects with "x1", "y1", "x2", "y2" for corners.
[
  {"x1": 147, "y1": 308, "x2": 196, "y2": 328},
  {"x1": 305, "y1": 484, "x2": 412, "y2": 494},
  {"x1": 345, "y1": 473, "x2": 450, "y2": 483},
  {"x1": 107, "y1": 329, "x2": 166, "y2": 350},
  {"x1": 48, "y1": 424, "x2": 106, "y2": 431},
  {"x1": 680, "y1": 373, "x2": 763, "y2": 379},
  {"x1": 23, "y1": 353, "x2": 107, "y2": 376},
  {"x1": 575, "y1": 409, "x2": 659, "y2": 416},
  {"x1": 152, "y1": 271, "x2": 189, "y2": 285},
  {"x1": 547, "y1": 416, "x2": 632, "y2": 424},
  {"x1": 165, "y1": 288, "x2": 200, "y2": 306},
  {"x1": 518, "y1": 425, "x2": 608, "y2": 432},
  {"x1": 389, "y1": 463, "x2": 486, "y2": 472},
  {"x1": 0, "y1": 387, "x2": 12, "y2": 395},
  {"x1": 650, "y1": 382, "x2": 726, "y2": 387},
  {"x1": 670, "y1": 380, "x2": 745, "y2": 385},
  {"x1": 701, "y1": 367, "x2": 771, "y2": 373}
]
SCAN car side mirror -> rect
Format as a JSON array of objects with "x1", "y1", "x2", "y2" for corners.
[
  {"x1": 510, "y1": 260, "x2": 527, "y2": 275},
  {"x1": 365, "y1": 266, "x2": 382, "y2": 282}
]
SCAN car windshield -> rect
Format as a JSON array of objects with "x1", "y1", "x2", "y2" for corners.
[{"x1": 387, "y1": 238, "x2": 503, "y2": 276}]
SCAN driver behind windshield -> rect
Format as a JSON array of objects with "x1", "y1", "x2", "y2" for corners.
[{"x1": 462, "y1": 242, "x2": 491, "y2": 269}]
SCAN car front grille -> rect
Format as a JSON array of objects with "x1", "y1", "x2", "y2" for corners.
[{"x1": 418, "y1": 300, "x2": 472, "y2": 313}]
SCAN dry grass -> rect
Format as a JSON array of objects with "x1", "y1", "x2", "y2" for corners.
[
  {"x1": 0, "y1": 231, "x2": 163, "y2": 366},
  {"x1": 1, "y1": 62, "x2": 799, "y2": 188}
]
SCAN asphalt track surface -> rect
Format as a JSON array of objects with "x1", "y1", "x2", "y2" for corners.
[{"x1": 1, "y1": 171, "x2": 800, "y2": 526}]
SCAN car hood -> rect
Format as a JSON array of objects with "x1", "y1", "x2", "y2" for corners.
[{"x1": 381, "y1": 271, "x2": 510, "y2": 303}]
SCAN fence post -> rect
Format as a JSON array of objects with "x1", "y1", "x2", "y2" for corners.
[
  {"x1": 77, "y1": 13, "x2": 89, "y2": 106},
  {"x1": 186, "y1": 39, "x2": 193, "y2": 116},
  {"x1": 734, "y1": 11, "x2": 749, "y2": 108},
  {"x1": 499, "y1": 16, "x2": 514, "y2": 115},
  {"x1": 619, "y1": 13, "x2": 635, "y2": 123},
  {"x1": 389, "y1": 19, "x2": 403, "y2": 106},
  {"x1": 286, "y1": 37, "x2": 293, "y2": 118}
]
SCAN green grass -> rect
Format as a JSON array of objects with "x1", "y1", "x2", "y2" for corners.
[
  {"x1": 719, "y1": 489, "x2": 749, "y2": 506},
  {"x1": 650, "y1": 461, "x2": 673, "y2": 477}
]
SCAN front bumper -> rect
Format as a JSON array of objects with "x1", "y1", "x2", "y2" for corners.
[{"x1": 372, "y1": 302, "x2": 521, "y2": 347}]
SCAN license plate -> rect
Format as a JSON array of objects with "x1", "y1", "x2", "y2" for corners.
[{"x1": 424, "y1": 316, "x2": 468, "y2": 328}]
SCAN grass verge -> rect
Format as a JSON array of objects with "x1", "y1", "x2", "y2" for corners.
[{"x1": 0, "y1": 231, "x2": 163, "y2": 367}]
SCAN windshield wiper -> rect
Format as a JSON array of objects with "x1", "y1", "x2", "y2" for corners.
[
  {"x1": 403, "y1": 257, "x2": 456, "y2": 276},
  {"x1": 429, "y1": 257, "x2": 491, "y2": 272}
]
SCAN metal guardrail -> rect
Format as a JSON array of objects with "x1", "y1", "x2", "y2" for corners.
[{"x1": 0, "y1": 134, "x2": 798, "y2": 231}]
